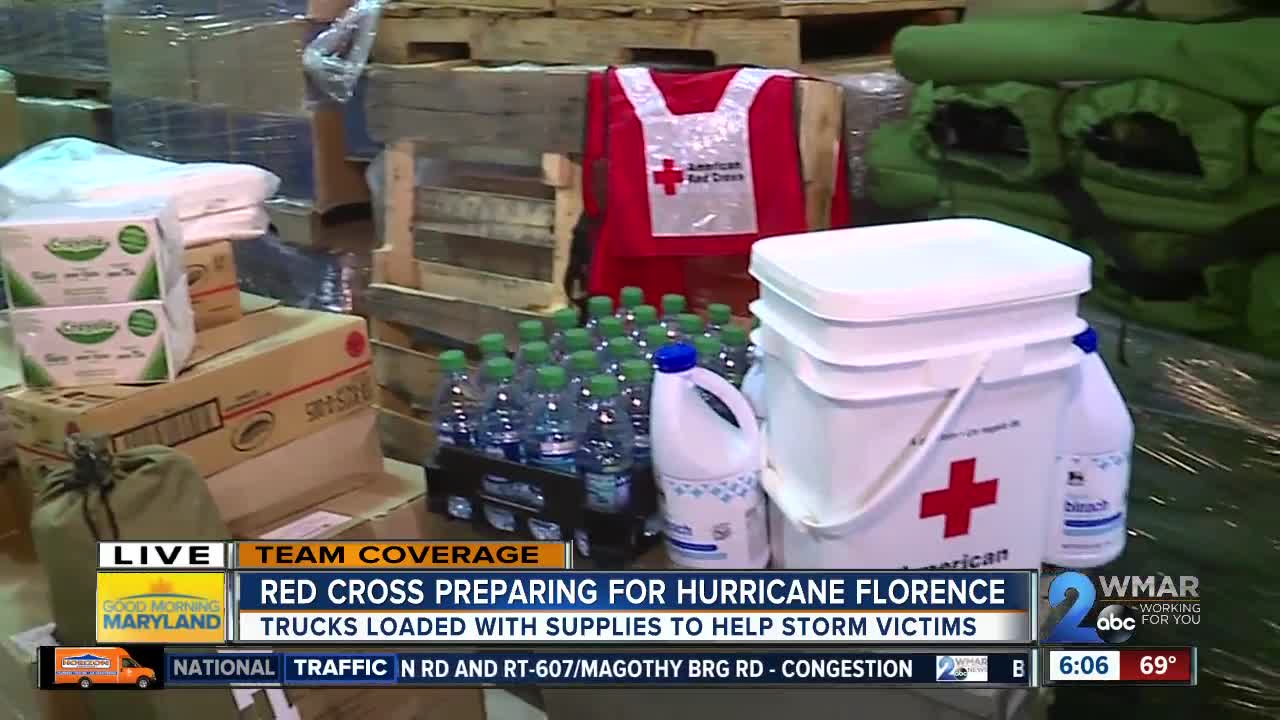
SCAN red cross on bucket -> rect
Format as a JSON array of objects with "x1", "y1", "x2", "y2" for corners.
[
  {"x1": 920, "y1": 458, "x2": 999, "y2": 538},
  {"x1": 652, "y1": 158, "x2": 685, "y2": 196}
]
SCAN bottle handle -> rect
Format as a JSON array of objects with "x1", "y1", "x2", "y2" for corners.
[
  {"x1": 761, "y1": 351, "x2": 992, "y2": 539},
  {"x1": 687, "y1": 366, "x2": 760, "y2": 453}
]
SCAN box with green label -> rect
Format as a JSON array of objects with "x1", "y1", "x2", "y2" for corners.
[
  {"x1": 0, "y1": 198, "x2": 183, "y2": 308},
  {"x1": 9, "y1": 276, "x2": 195, "y2": 387}
]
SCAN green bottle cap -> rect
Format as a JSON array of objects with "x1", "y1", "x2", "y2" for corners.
[
  {"x1": 721, "y1": 325, "x2": 748, "y2": 347},
  {"x1": 478, "y1": 333, "x2": 506, "y2": 358},
  {"x1": 621, "y1": 358, "x2": 651, "y2": 382},
  {"x1": 645, "y1": 325, "x2": 669, "y2": 347},
  {"x1": 439, "y1": 349, "x2": 466, "y2": 372},
  {"x1": 518, "y1": 320, "x2": 545, "y2": 342},
  {"x1": 608, "y1": 337, "x2": 636, "y2": 359},
  {"x1": 553, "y1": 307, "x2": 579, "y2": 330},
  {"x1": 571, "y1": 350, "x2": 600, "y2": 372},
  {"x1": 563, "y1": 327, "x2": 592, "y2": 352},
  {"x1": 752, "y1": 316, "x2": 761, "y2": 329},
  {"x1": 484, "y1": 357, "x2": 515, "y2": 380},
  {"x1": 521, "y1": 341, "x2": 550, "y2": 365},
  {"x1": 620, "y1": 286, "x2": 644, "y2": 308},
  {"x1": 662, "y1": 294, "x2": 686, "y2": 315},
  {"x1": 708, "y1": 303, "x2": 732, "y2": 325},
  {"x1": 694, "y1": 334, "x2": 720, "y2": 360},
  {"x1": 589, "y1": 374, "x2": 619, "y2": 398},
  {"x1": 588, "y1": 295, "x2": 613, "y2": 318},
  {"x1": 633, "y1": 304, "x2": 658, "y2": 328},
  {"x1": 536, "y1": 365, "x2": 567, "y2": 390},
  {"x1": 678, "y1": 313, "x2": 704, "y2": 335},
  {"x1": 599, "y1": 316, "x2": 625, "y2": 339}
]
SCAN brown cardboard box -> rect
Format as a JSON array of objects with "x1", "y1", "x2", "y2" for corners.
[
  {"x1": 191, "y1": 19, "x2": 312, "y2": 115},
  {"x1": 8, "y1": 303, "x2": 374, "y2": 486},
  {"x1": 310, "y1": 107, "x2": 373, "y2": 212},
  {"x1": 17, "y1": 97, "x2": 112, "y2": 148},
  {"x1": 0, "y1": 70, "x2": 18, "y2": 161},
  {"x1": 210, "y1": 407, "x2": 383, "y2": 527},
  {"x1": 187, "y1": 240, "x2": 243, "y2": 330},
  {"x1": 105, "y1": 16, "x2": 197, "y2": 100}
]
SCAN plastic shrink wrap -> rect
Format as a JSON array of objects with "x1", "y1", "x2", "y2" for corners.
[{"x1": 233, "y1": 232, "x2": 370, "y2": 314}]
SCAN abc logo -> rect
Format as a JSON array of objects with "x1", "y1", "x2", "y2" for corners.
[{"x1": 1095, "y1": 604, "x2": 1138, "y2": 644}]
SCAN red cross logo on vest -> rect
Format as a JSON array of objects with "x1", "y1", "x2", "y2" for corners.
[
  {"x1": 920, "y1": 458, "x2": 999, "y2": 538},
  {"x1": 652, "y1": 158, "x2": 685, "y2": 196}
]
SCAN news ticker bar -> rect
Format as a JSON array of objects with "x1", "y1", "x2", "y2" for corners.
[
  {"x1": 1044, "y1": 648, "x2": 1196, "y2": 686},
  {"x1": 161, "y1": 650, "x2": 1036, "y2": 688}
]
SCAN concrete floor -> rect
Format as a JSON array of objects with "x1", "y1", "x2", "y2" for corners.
[{"x1": 486, "y1": 689, "x2": 546, "y2": 720}]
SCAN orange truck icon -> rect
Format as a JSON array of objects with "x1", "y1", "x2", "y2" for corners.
[{"x1": 54, "y1": 647, "x2": 156, "y2": 689}]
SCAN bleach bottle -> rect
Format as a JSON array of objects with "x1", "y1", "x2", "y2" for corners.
[
  {"x1": 1046, "y1": 326, "x2": 1134, "y2": 568},
  {"x1": 652, "y1": 342, "x2": 768, "y2": 569}
]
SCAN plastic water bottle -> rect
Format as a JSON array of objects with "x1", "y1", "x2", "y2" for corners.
[
  {"x1": 631, "y1": 304, "x2": 658, "y2": 342},
  {"x1": 479, "y1": 358, "x2": 525, "y2": 464},
  {"x1": 433, "y1": 350, "x2": 480, "y2": 519},
  {"x1": 718, "y1": 325, "x2": 750, "y2": 387},
  {"x1": 677, "y1": 313, "x2": 704, "y2": 341},
  {"x1": 641, "y1": 324, "x2": 669, "y2": 364},
  {"x1": 577, "y1": 374, "x2": 635, "y2": 514},
  {"x1": 560, "y1": 328, "x2": 592, "y2": 372},
  {"x1": 477, "y1": 333, "x2": 507, "y2": 389},
  {"x1": 617, "y1": 286, "x2": 644, "y2": 331},
  {"x1": 651, "y1": 342, "x2": 767, "y2": 569},
  {"x1": 524, "y1": 366, "x2": 578, "y2": 472},
  {"x1": 516, "y1": 341, "x2": 551, "y2": 397},
  {"x1": 567, "y1": 350, "x2": 601, "y2": 413},
  {"x1": 605, "y1": 336, "x2": 638, "y2": 379},
  {"x1": 595, "y1": 316, "x2": 625, "y2": 356},
  {"x1": 585, "y1": 296, "x2": 613, "y2": 340},
  {"x1": 518, "y1": 319, "x2": 545, "y2": 345},
  {"x1": 549, "y1": 308, "x2": 579, "y2": 361},
  {"x1": 620, "y1": 359, "x2": 652, "y2": 465},
  {"x1": 707, "y1": 303, "x2": 732, "y2": 335},
  {"x1": 741, "y1": 348, "x2": 767, "y2": 422},
  {"x1": 660, "y1": 294, "x2": 686, "y2": 338},
  {"x1": 1046, "y1": 326, "x2": 1133, "y2": 568}
]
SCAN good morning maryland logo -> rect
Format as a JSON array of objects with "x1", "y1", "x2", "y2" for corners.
[
  {"x1": 57, "y1": 319, "x2": 119, "y2": 344},
  {"x1": 97, "y1": 573, "x2": 226, "y2": 644}
]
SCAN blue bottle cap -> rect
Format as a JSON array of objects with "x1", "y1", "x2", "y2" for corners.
[
  {"x1": 1073, "y1": 327, "x2": 1098, "y2": 354},
  {"x1": 655, "y1": 342, "x2": 697, "y2": 373}
]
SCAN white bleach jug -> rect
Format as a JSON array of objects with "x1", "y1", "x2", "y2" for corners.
[
  {"x1": 651, "y1": 342, "x2": 768, "y2": 569},
  {"x1": 749, "y1": 218, "x2": 1092, "y2": 570}
]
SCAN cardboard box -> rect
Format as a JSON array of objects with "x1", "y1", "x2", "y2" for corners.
[
  {"x1": 17, "y1": 96, "x2": 112, "y2": 148},
  {"x1": 211, "y1": 407, "x2": 383, "y2": 527},
  {"x1": 186, "y1": 240, "x2": 242, "y2": 330},
  {"x1": 10, "y1": 276, "x2": 195, "y2": 387},
  {"x1": 0, "y1": 198, "x2": 185, "y2": 308},
  {"x1": 9, "y1": 302, "x2": 373, "y2": 484}
]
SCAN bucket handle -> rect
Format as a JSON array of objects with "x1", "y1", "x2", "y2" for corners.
[
  {"x1": 686, "y1": 366, "x2": 761, "y2": 452},
  {"x1": 761, "y1": 351, "x2": 992, "y2": 539}
]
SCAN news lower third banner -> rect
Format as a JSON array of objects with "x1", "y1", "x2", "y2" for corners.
[
  {"x1": 95, "y1": 542, "x2": 1037, "y2": 645},
  {"x1": 161, "y1": 650, "x2": 1037, "y2": 688}
]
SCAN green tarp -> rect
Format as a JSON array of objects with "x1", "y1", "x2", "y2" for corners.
[
  {"x1": 1254, "y1": 106, "x2": 1280, "y2": 174},
  {"x1": 1061, "y1": 78, "x2": 1249, "y2": 196},
  {"x1": 893, "y1": 14, "x2": 1280, "y2": 107}
]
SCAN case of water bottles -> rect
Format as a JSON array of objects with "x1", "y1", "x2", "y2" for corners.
[{"x1": 423, "y1": 449, "x2": 661, "y2": 567}]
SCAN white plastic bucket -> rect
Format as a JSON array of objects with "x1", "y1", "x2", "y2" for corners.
[{"x1": 747, "y1": 219, "x2": 1092, "y2": 569}]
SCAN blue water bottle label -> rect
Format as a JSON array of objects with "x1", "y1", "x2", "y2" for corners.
[
  {"x1": 484, "y1": 434, "x2": 523, "y2": 462},
  {"x1": 533, "y1": 440, "x2": 577, "y2": 470},
  {"x1": 584, "y1": 469, "x2": 631, "y2": 513}
]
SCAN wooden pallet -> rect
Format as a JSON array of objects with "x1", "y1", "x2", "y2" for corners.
[{"x1": 373, "y1": 2, "x2": 960, "y2": 66}]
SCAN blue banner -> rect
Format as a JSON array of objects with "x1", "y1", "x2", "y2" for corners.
[
  {"x1": 165, "y1": 650, "x2": 1035, "y2": 687},
  {"x1": 233, "y1": 571, "x2": 1033, "y2": 612}
]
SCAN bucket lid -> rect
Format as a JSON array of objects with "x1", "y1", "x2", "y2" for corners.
[{"x1": 749, "y1": 218, "x2": 1091, "y2": 322}]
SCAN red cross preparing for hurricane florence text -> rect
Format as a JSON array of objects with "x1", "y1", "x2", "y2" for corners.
[
  {"x1": 920, "y1": 458, "x2": 999, "y2": 538},
  {"x1": 653, "y1": 158, "x2": 685, "y2": 195}
]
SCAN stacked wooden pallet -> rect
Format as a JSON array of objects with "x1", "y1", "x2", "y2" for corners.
[
  {"x1": 373, "y1": 0, "x2": 962, "y2": 67},
  {"x1": 362, "y1": 60, "x2": 844, "y2": 461}
]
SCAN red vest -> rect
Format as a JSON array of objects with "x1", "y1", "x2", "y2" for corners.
[{"x1": 583, "y1": 67, "x2": 850, "y2": 300}]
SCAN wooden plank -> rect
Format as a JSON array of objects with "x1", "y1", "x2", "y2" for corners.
[
  {"x1": 417, "y1": 187, "x2": 556, "y2": 228},
  {"x1": 415, "y1": 261, "x2": 562, "y2": 310},
  {"x1": 371, "y1": 18, "x2": 479, "y2": 63},
  {"x1": 366, "y1": 63, "x2": 589, "y2": 151},
  {"x1": 796, "y1": 78, "x2": 843, "y2": 229},
  {"x1": 374, "y1": 140, "x2": 418, "y2": 288},
  {"x1": 550, "y1": 155, "x2": 584, "y2": 307},
  {"x1": 366, "y1": 283, "x2": 553, "y2": 346},
  {"x1": 377, "y1": 407, "x2": 436, "y2": 465},
  {"x1": 414, "y1": 226, "x2": 554, "y2": 280},
  {"x1": 779, "y1": 0, "x2": 962, "y2": 17},
  {"x1": 373, "y1": 340, "x2": 447, "y2": 411}
]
